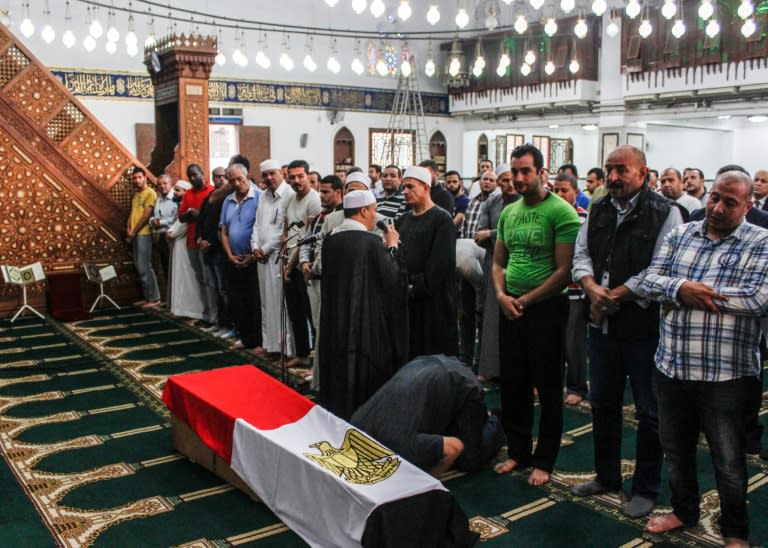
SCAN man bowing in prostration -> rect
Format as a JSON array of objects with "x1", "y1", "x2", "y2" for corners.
[{"x1": 319, "y1": 189, "x2": 409, "y2": 420}]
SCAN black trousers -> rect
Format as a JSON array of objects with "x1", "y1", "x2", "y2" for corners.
[
  {"x1": 284, "y1": 268, "x2": 313, "y2": 357},
  {"x1": 225, "y1": 262, "x2": 262, "y2": 348},
  {"x1": 499, "y1": 294, "x2": 567, "y2": 473},
  {"x1": 458, "y1": 278, "x2": 477, "y2": 366}
]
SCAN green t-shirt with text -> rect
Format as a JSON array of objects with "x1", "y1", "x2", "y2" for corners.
[{"x1": 496, "y1": 192, "x2": 580, "y2": 296}]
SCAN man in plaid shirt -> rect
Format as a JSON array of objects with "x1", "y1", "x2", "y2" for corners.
[{"x1": 638, "y1": 170, "x2": 768, "y2": 548}]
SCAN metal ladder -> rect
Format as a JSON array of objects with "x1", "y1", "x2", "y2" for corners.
[{"x1": 379, "y1": 67, "x2": 430, "y2": 167}]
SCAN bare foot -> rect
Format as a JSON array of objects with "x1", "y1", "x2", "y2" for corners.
[
  {"x1": 248, "y1": 346, "x2": 267, "y2": 357},
  {"x1": 477, "y1": 375, "x2": 490, "y2": 382},
  {"x1": 494, "y1": 459, "x2": 519, "y2": 475},
  {"x1": 724, "y1": 537, "x2": 750, "y2": 548},
  {"x1": 142, "y1": 300, "x2": 161, "y2": 308},
  {"x1": 528, "y1": 468, "x2": 550, "y2": 486},
  {"x1": 646, "y1": 513, "x2": 685, "y2": 533},
  {"x1": 564, "y1": 394, "x2": 583, "y2": 405},
  {"x1": 132, "y1": 299, "x2": 147, "y2": 306},
  {"x1": 287, "y1": 356, "x2": 310, "y2": 368}
]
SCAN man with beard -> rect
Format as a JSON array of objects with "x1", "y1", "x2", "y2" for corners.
[
  {"x1": 319, "y1": 189, "x2": 407, "y2": 420},
  {"x1": 492, "y1": 145, "x2": 580, "y2": 486},
  {"x1": 126, "y1": 167, "x2": 161, "y2": 308},
  {"x1": 445, "y1": 170, "x2": 469, "y2": 229},
  {"x1": 300, "y1": 174, "x2": 344, "y2": 382},
  {"x1": 660, "y1": 168, "x2": 699, "y2": 218},
  {"x1": 179, "y1": 163, "x2": 216, "y2": 328},
  {"x1": 282, "y1": 160, "x2": 322, "y2": 368},
  {"x1": 251, "y1": 159, "x2": 295, "y2": 355},
  {"x1": 571, "y1": 145, "x2": 684, "y2": 518},
  {"x1": 376, "y1": 164, "x2": 409, "y2": 221},
  {"x1": 684, "y1": 167, "x2": 708, "y2": 204}
]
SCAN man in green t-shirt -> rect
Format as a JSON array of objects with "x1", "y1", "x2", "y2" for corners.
[
  {"x1": 491, "y1": 144, "x2": 581, "y2": 487},
  {"x1": 126, "y1": 167, "x2": 161, "y2": 307}
]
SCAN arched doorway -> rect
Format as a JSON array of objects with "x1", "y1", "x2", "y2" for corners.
[
  {"x1": 429, "y1": 130, "x2": 447, "y2": 179},
  {"x1": 477, "y1": 133, "x2": 489, "y2": 168},
  {"x1": 333, "y1": 127, "x2": 354, "y2": 174}
]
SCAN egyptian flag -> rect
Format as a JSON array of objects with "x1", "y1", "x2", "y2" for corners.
[{"x1": 162, "y1": 365, "x2": 475, "y2": 548}]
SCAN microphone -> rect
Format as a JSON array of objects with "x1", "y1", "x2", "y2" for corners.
[
  {"x1": 288, "y1": 220, "x2": 305, "y2": 230},
  {"x1": 295, "y1": 233, "x2": 322, "y2": 247},
  {"x1": 376, "y1": 220, "x2": 390, "y2": 232}
]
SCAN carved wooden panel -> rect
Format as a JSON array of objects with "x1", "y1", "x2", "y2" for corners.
[
  {"x1": 0, "y1": 126, "x2": 123, "y2": 268},
  {"x1": 46, "y1": 102, "x2": 85, "y2": 143},
  {"x1": 0, "y1": 45, "x2": 29, "y2": 87},
  {"x1": 4, "y1": 64, "x2": 68, "y2": 127},
  {"x1": 0, "y1": 25, "x2": 158, "y2": 314},
  {"x1": 61, "y1": 119, "x2": 131, "y2": 189},
  {"x1": 183, "y1": 94, "x2": 207, "y2": 167}
]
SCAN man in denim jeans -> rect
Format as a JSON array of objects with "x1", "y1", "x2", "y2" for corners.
[
  {"x1": 638, "y1": 170, "x2": 768, "y2": 548},
  {"x1": 126, "y1": 167, "x2": 160, "y2": 308}
]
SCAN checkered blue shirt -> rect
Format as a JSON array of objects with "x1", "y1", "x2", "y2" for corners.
[{"x1": 637, "y1": 220, "x2": 768, "y2": 381}]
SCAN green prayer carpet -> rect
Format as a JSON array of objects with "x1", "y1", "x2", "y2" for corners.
[{"x1": 0, "y1": 308, "x2": 766, "y2": 547}]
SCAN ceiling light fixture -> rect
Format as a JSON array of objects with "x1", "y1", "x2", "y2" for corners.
[
  {"x1": 426, "y1": 4, "x2": 440, "y2": 25},
  {"x1": 741, "y1": 18, "x2": 757, "y2": 37},
  {"x1": 671, "y1": 19, "x2": 686, "y2": 38},
  {"x1": 544, "y1": 17, "x2": 558, "y2": 36},
  {"x1": 661, "y1": 0, "x2": 677, "y2": 19},
  {"x1": 352, "y1": 0, "x2": 367, "y2": 15},
  {"x1": 514, "y1": 15, "x2": 528, "y2": 34},
  {"x1": 574, "y1": 18, "x2": 588, "y2": 39},
  {"x1": 370, "y1": 0, "x2": 385, "y2": 18},
  {"x1": 455, "y1": 8, "x2": 470, "y2": 28},
  {"x1": 738, "y1": 0, "x2": 754, "y2": 19},
  {"x1": 625, "y1": 0, "x2": 641, "y2": 19},
  {"x1": 397, "y1": 0, "x2": 412, "y2": 21},
  {"x1": 698, "y1": 0, "x2": 714, "y2": 20},
  {"x1": 592, "y1": 0, "x2": 607, "y2": 16}
]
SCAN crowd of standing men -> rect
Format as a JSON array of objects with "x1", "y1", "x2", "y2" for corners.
[{"x1": 124, "y1": 146, "x2": 768, "y2": 548}]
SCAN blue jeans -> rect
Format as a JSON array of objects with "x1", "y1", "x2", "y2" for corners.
[
  {"x1": 587, "y1": 327, "x2": 662, "y2": 498},
  {"x1": 653, "y1": 370, "x2": 751, "y2": 541},
  {"x1": 132, "y1": 233, "x2": 160, "y2": 302}
]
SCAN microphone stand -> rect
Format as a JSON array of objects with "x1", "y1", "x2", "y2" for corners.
[{"x1": 275, "y1": 230, "x2": 302, "y2": 384}]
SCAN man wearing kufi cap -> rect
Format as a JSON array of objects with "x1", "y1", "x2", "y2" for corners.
[
  {"x1": 396, "y1": 166, "x2": 458, "y2": 358},
  {"x1": 250, "y1": 159, "x2": 296, "y2": 356},
  {"x1": 313, "y1": 172, "x2": 383, "y2": 277},
  {"x1": 319, "y1": 189, "x2": 408, "y2": 420},
  {"x1": 419, "y1": 159, "x2": 454, "y2": 214}
]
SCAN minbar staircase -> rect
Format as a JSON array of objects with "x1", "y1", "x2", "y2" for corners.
[{"x1": 0, "y1": 25, "x2": 154, "y2": 315}]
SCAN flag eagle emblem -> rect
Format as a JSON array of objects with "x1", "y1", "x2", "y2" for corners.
[{"x1": 304, "y1": 429, "x2": 401, "y2": 485}]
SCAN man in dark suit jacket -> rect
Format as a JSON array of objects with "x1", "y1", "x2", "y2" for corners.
[{"x1": 754, "y1": 170, "x2": 768, "y2": 211}]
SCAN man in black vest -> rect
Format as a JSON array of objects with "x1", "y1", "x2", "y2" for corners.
[{"x1": 570, "y1": 145, "x2": 684, "y2": 518}]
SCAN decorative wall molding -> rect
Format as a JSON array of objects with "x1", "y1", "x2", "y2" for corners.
[{"x1": 51, "y1": 68, "x2": 451, "y2": 116}]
